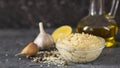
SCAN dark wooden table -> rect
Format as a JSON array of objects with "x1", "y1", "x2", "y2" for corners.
[{"x1": 0, "y1": 29, "x2": 120, "y2": 68}]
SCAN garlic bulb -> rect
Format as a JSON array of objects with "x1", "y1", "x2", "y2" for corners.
[{"x1": 34, "y1": 22, "x2": 54, "y2": 50}]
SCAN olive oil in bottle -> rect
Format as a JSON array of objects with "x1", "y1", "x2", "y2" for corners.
[
  {"x1": 76, "y1": 24, "x2": 118, "y2": 47},
  {"x1": 76, "y1": 0, "x2": 119, "y2": 47}
]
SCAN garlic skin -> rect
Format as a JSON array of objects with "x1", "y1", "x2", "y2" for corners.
[
  {"x1": 34, "y1": 22, "x2": 54, "y2": 50},
  {"x1": 15, "y1": 42, "x2": 39, "y2": 58}
]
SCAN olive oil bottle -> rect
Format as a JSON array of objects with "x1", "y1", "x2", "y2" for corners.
[{"x1": 76, "y1": 0, "x2": 119, "y2": 47}]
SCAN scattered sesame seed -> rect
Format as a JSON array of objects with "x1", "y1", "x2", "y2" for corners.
[
  {"x1": 40, "y1": 64, "x2": 43, "y2": 67},
  {"x1": 18, "y1": 58, "x2": 22, "y2": 60},
  {"x1": 5, "y1": 54, "x2": 8, "y2": 56}
]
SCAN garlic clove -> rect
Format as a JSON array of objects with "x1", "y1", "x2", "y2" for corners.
[
  {"x1": 34, "y1": 22, "x2": 54, "y2": 50},
  {"x1": 15, "y1": 42, "x2": 39, "y2": 58}
]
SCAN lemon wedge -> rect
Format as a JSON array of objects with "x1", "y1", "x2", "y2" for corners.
[{"x1": 52, "y1": 25, "x2": 72, "y2": 42}]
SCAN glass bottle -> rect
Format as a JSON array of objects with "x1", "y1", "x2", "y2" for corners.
[{"x1": 76, "y1": 0, "x2": 119, "y2": 47}]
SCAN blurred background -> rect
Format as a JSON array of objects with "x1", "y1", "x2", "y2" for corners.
[{"x1": 0, "y1": 0, "x2": 119, "y2": 29}]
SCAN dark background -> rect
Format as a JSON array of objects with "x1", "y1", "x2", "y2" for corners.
[{"x1": 0, "y1": 0, "x2": 119, "y2": 29}]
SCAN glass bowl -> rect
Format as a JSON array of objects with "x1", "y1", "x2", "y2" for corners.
[{"x1": 56, "y1": 37, "x2": 105, "y2": 63}]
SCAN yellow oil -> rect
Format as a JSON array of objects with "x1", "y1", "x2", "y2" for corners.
[{"x1": 76, "y1": 24, "x2": 118, "y2": 47}]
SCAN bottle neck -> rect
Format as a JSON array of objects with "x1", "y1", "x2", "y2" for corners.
[{"x1": 89, "y1": 0, "x2": 105, "y2": 16}]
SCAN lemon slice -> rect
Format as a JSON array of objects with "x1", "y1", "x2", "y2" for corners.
[{"x1": 52, "y1": 25, "x2": 72, "y2": 42}]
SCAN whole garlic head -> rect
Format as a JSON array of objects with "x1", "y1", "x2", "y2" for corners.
[{"x1": 34, "y1": 22, "x2": 54, "y2": 50}]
